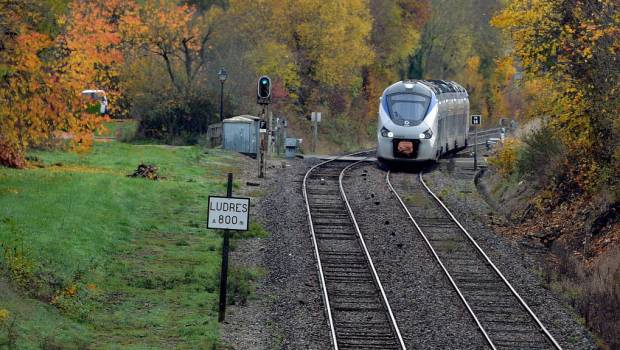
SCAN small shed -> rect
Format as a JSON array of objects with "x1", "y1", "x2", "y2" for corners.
[{"x1": 223, "y1": 115, "x2": 260, "y2": 156}]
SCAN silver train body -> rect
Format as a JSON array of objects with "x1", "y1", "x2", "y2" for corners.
[{"x1": 377, "y1": 80, "x2": 469, "y2": 162}]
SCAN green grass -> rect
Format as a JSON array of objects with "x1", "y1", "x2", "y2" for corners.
[
  {"x1": 0, "y1": 142, "x2": 245, "y2": 349},
  {"x1": 95, "y1": 120, "x2": 138, "y2": 139}
]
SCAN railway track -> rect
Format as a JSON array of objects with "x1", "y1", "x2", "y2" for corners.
[
  {"x1": 303, "y1": 153, "x2": 406, "y2": 350},
  {"x1": 386, "y1": 170, "x2": 562, "y2": 350}
]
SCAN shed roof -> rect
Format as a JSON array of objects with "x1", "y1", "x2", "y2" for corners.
[{"x1": 223, "y1": 115, "x2": 260, "y2": 123}]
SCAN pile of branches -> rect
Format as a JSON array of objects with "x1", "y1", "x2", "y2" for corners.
[{"x1": 127, "y1": 163, "x2": 159, "y2": 180}]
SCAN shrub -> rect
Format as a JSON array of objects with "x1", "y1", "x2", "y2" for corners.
[
  {"x1": 488, "y1": 138, "x2": 521, "y2": 177},
  {"x1": 226, "y1": 267, "x2": 262, "y2": 306},
  {"x1": 0, "y1": 308, "x2": 17, "y2": 348},
  {"x1": 544, "y1": 247, "x2": 620, "y2": 349},
  {"x1": 132, "y1": 93, "x2": 219, "y2": 145},
  {"x1": 516, "y1": 126, "x2": 566, "y2": 186}
]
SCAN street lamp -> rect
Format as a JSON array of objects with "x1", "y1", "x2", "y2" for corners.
[{"x1": 218, "y1": 68, "x2": 227, "y2": 121}]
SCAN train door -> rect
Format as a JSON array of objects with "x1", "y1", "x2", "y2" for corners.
[{"x1": 437, "y1": 97, "x2": 445, "y2": 155}]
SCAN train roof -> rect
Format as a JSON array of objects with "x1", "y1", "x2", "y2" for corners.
[{"x1": 383, "y1": 80, "x2": 467, "y2": 97}]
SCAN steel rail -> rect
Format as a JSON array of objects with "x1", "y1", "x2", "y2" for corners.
[
  {"x1": 386, "y1": 171, "x2": 497, "y2": 350},
  {"x1": 340, "y1": 160, "x2": 407, "y2": 350},
  {"x1": 301, "y1": 150, "x2": 377, "y2": 350},
  {"x1": 471, "y1": 127, "x2": 503, "y2": 135},
  {"x1": 418, "y1": 172, "x2": 563, "y2": 350}
]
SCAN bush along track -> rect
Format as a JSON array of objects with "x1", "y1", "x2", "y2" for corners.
[
  {"x1": 482, "y1": 125, "x2": 620, "y2": 349},
  {"x1": 0, "y1": 142, "x2": 253, "y2": 349}
]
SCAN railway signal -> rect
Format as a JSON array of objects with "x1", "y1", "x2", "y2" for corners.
[
  {"x1": 257, "y1": 76, "x2": 272, "y2": 105},
  {"x1": 256, "y1": 76, "x2": 272, "y2": 178}
]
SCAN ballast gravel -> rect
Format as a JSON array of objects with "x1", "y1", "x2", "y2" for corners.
[
  {"x1": 420, "y1": 162, "x2": 598, "y2": 350},
  {"x1": 222, "y1": 156, "x2": 597, "y2": 350},
  {"x1": 221, "y1": 158, "x2": 331, "y2": 350},
  {"x1": 343, "y1": 162, "x2": 488, "y2": 349}
]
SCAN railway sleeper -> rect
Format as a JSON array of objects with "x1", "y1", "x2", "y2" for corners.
[
  {"x1": 311, "y1": 212, "x2": 350, "y2": 219},
  {"x1": 485, "y1": 323, "x2": 540, "y2": 334},
  {"x1": 447, "y1": 263, "x2": 493, "y2": 274},
  {"x1": 457, "y1": 281, "x2": 506, "y2": 291},
  {"x1": 492, "y1": 339, "x2": 553, "y2": 350},
  {"x1": 312, "y1": 218, "x2": 352, "y2": 225},
  {"x1": 337, "y1": 342, "x2": 399, "y2": 350},
  {"x1": 314, "y1": 234, "x2": 356, "y2": 241},
  {"x1": 325, "y1": 276, "x2": 374, "y2": 283},
  {"x1": 337, "y1": 330, "x2": 396, "y2": 338},
  {"x1": 490, "y1": 331, "x2": 549, "y2": 344},
  {"x1": 321, "y1": 258, "x2": 367, "y2": 265},
  {"x1": 332, "y1": 305, "x2": 386, "y2": 313}
]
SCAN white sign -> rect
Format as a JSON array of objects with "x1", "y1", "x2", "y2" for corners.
[
  {"x1": 311, "y1": 112, "x2": 322, "y2": 122},
  {"x1": 471, "y1": 115, "x2": 481, "y2": 125},
  {"x1": 208, "y1": 196, "x2": 250, "y2": 231}
]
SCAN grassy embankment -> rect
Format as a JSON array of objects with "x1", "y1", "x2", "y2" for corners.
[{"x1": 0, "y1": 136, "x2": 253, "y2": 349}]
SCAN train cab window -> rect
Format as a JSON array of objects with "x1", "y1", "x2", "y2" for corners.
[{"x1": 386, "y1": 93, "x2": 430, "y2": 126}]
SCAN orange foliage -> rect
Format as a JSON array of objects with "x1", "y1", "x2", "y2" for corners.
[
  {"x1": 62, "y1": 0, "x2": 138, "y2": 118},
  {"x1": 0, "y1": 1, "x2": 112, "y2": 168}
]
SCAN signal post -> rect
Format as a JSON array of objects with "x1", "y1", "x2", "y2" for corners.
[{"x1": 257, "y1": 76, "x2": 272, "y2": 178}]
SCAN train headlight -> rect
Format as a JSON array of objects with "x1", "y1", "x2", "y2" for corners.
[
  {"x1": 381, "y1": 127, "x2": 394, "y2": 138},
  {"x1": 419, "y1": 129, "x2": 433, "y2": 139}
]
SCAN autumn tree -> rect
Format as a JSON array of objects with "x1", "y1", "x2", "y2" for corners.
[
  {"x1": 362, "y1": 0, "x2": 430, "y2": 131},
  {"x1": 226, "y1": 0, "x2": 374, "y2": 110},
  {"x1": 456, "y1": 56, "x2": 488, "y2": 117},
  {"x1": 120, "y1": 0, "x2": 223, "y2": 141},
  {"x1": 61, "y1": 0, "x2": 137, "y2": 118},
  {"x1": 0, "y1": 0, "x2": 105, "y2": 168},
  {"x1": 410, "y1": 0, "x2": 506, "y2": 122},
  {"x1": 492, "y1": 0, "x2": 620, "y2": 191}
]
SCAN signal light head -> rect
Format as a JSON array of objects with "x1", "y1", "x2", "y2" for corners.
[{"x1": 257, "y1": 76, "x2": 272, "y2": 103}]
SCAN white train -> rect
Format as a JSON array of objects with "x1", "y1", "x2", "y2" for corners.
[{"x1": 376, "y1": 80, "x2": 469, "y2": 163}]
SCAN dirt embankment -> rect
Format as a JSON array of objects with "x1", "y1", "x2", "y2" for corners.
[{"x1": 477, "y1": 166, "x2": 620, "y2": 350}]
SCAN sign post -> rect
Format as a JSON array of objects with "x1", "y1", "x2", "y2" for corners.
[
  {"x1": 471, "y1": 115, "x2": 481, "y2": 170},
  {"x1": 311, "y1": 112, "x2": 321, "y2": 153},
  {"x1": 208, "y1": 173, "x2": 250, "y2": 323}
]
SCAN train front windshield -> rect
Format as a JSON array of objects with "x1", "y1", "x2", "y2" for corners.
[{"x1": 385, "y1": 93, "x2": 430, "y2": 125}]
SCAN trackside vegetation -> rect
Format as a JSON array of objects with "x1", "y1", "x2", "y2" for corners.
[{"x1": 0, "y1": 142, "x2": 249, "y2": 348}]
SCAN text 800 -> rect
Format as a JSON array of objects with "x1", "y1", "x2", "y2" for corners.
[{"x1": 218, "y1": 215, "x2": 239, "y2": 225}]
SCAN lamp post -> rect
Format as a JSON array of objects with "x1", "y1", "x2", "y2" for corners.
[{"x1": 218, "y1": 68, "x2": 228, "y2": 122}]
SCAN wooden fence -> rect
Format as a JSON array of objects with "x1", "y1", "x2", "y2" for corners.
[{"x1": 206, "y1": 123, "x2": 222, "y2": 148}]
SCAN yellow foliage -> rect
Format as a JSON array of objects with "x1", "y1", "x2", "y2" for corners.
[
  {"x1": 1, "y1": 238, "x2": 35, "y2": 290},
  {"x1": 489, "y1": 56, "x2": 517, "y2": 119},
  {"x1": 0, "y1": 2, "x2": 108, "y2": 167},
  {"x1": 228, "y1": 0, "x2": 374, "y2": 90},
  {"x1": 292, "y1": 0, "x2": 375, "y2": 89},
  {"x1": 247, "y1": 41, "x2": 300, "y2": 96},
  {"x1": 488, "y1": 138, "x2": 521, "y2": 177},
  {"x1": 0, "y1": 309, "x2": 10, "y2": 323},
  {"x1": 456, "y1": 55, "x2": 486, "y2": 115},
  {"x1": 491, "y1": 0, "x2": 618, "y2": 189}
]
